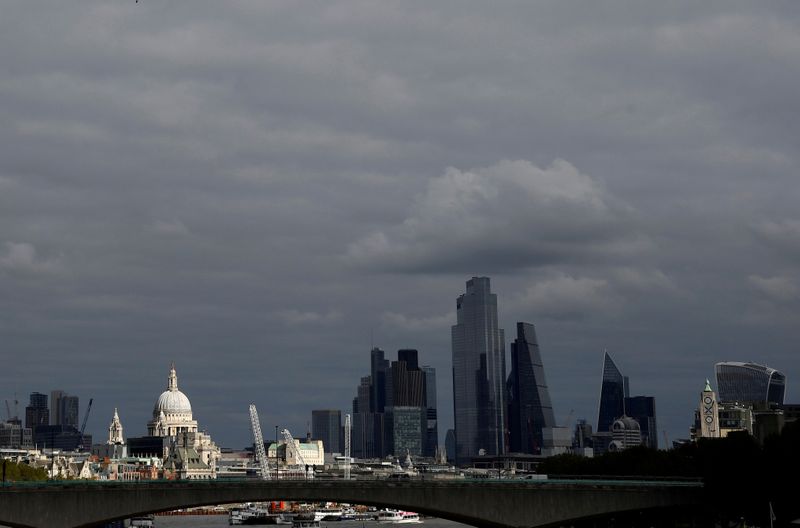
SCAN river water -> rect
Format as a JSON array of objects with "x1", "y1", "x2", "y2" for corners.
[{"x1": 155, "y1": 516, "x2": 468, "y2": 528}]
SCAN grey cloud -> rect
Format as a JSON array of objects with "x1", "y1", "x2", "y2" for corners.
[{"x1": 346, "y1": 159, "x2": 647, "y2": 273}]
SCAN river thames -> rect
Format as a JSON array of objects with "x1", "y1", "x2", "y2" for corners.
[{"x1": 155, "y1": 516, "x2": 468, "y2": 528}]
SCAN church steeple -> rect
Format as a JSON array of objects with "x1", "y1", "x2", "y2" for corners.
[
  {"x1": 107, "y1": 407, "x2": 124, "y2": 445},
  {"x1": 168, "y1": 362, "x2": 178, "y2": 391}
]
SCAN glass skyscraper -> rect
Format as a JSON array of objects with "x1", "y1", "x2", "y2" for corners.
[
  {"x1": 597, "y1": 352, "x2": 628, "y2": 433},
  {"x1": 715, "y1": 362, "x2": 786, "y2": 405},
  {"x1": 311, "y1": 409, "x2": 342, "y2": 454},
  {"x1": 451, "y1": 277, "x2": 506, "y2": 463},
  {"x1": 506, "y1": 322, "x2": 556, "y2": 454}
]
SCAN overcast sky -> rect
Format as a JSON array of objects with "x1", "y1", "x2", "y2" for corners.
[{"x1": 1, "y1": 1, "x2": 799, "y2": 450}]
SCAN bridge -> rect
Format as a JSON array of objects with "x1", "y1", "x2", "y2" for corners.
[{"x1": 0, "y1": 478, "x2": 704, "y2": 528}]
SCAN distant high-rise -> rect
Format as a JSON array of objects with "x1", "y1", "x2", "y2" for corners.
[
  {"x1": 370, "y1": 348, "x2": 390, "y2": 414},
  {"x1": 452, "y1": 277, "x2": 506, "y2": 462},
  {"x1": 445, "y1": 429, "x2": 456, "y2": 463},
  {"x1": 597, "y1": 352, "x2": 628, "y2": 433},
  {"x1": 422, "y1": 366, "x2": 439, "y2": 457},
  {"x1": 506, "y1": 322, "x2": 556, "y2": 454},
  {"x1": 715, "y1": 362, "x2": 786, "y2": 405},
  {"x1": 50, "y1": 390, "x2": 65, "y2": 426},
  {"x1": 625, "y1": 396, "x2": 657, "y2": 449},
  {"x1": 25, "y1": 393, "x2": 49, "y2": 431},
  {"x1": 312, "y1": 410, "x2": 342, "y2": 454}
]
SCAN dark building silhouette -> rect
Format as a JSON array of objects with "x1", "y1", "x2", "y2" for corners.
[
  {"x1": 715, "y1": 362, "x2": 786, "y2": 405},
  {"x1": 25, "y1": 392, "x2": 49, "y2": 433},
  {"x1": 422, "y1": 366, "x2": 438, "y2": 457},
  {"x1": 33, "y1": 424, "x2": 91, "y2": 451},
  {"x1": 391, "y1": 352, "x2": 425, "y2": 407},
  {"x1": 50, "y1": 392, "x2": 79, "y2": 428},
  {"x1": 506, "y1": 322, "x2": 556, "y2": 454},
  {"x1": 452, "y1": 277, "x2": 506, "y2": 463},
  {"x1": 624, "y1": 396, "x2": 658, "y2": 449},
  {"x1": 312, "y1": 409, "x2": 342, "y2": 454},
  {"x1": 370, "y1": 347, "x2": 390, "y2": 413},
  {"x1": 597, "y1": 352, "x2": 628, "y2": 433}
]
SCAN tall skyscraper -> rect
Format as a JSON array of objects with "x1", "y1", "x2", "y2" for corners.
[
  {"x1": 422, "y1": 366, "x2": 438, "y2": 457},
  {"x1": 624, "y1": 396, "x2": 657, "y2": 449},
  {"x1": 312, "y1": 410, "x2": 342, "y2": 454},
  {"x1": 50, "y1": 390, "x2": 64, "y2": 426},
  {"x1": 715, "y1": 362, "x2": 786, "y2": 405},
  {"x1": 25, "y1": 392, "x2": 49, "y2": 431},
  {"x1": 452, "y1": 276, "x2": 506, "y2": 462},
  {"x1": 370, "y1": 348, "x2": 390, "y2": 413},
  {"x1": 50, "y1": 391, "x2": 79, "y2": 427},
  {"x1": 597, "y1": 352, "x2": 628, "y2": 433},
  {"x1": 506, "y1": 322, "x2": 556, "y2": 454}
]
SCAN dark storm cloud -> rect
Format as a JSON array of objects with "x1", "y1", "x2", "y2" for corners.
[{"x1": 1, "y1": 1, "x2": 799, "y2": 447}]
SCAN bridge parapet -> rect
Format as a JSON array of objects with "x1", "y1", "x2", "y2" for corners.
[{"x1": 0, "y1": 479, "x2": 704, "y2": 528}]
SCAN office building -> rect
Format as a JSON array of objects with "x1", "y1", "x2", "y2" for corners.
[
  {"x1": 385, "y1": 406, "x2": 425, "y2": 457},
  {"x1": 609, "y1": 417, "x2": 642, "y2": 451},
  {"x1": 445, "y1": 429, "x2": 456, "y2": 463},
  {"x1": 312, "y1": 409, "x2": 342, "y2": 454},
  {"x1": 370, "y1": 347, "x2": 390, "y2": 413},
  {"x1": 597, "y1": 352, "x2": 628, "y2": 433},
  {"x1": 506, "y1": 322, "x2": 556, "y2": 454},
  {"x1": 452, "y1": 277, "x2": 506, "y2": 462},
  {"x1": 0, "y1": 422, "x2": 33, "y2": 449},
  {"x1": 25, "y1": 392, "x2": 49, "y2": 432},
  {"x1": 422, "y1": 366, "x2": 438, "y2": 457},
  {"x1": 715, "y1": 362, "x2": 786, "y2": 405},
  {"x1": 51, "y1": 391, "x2": 80, "y2": 428},
  {"x1": 625, "y1": 396, "x2": 657, "y2": 449}
]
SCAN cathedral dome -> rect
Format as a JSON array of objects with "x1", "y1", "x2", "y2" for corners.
[{"x1": 153, "y1": 364, "x2": 193, "y2": 418}]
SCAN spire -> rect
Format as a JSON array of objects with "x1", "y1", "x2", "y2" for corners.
[
  {"x1": 704, "y1": 379, "x2": 713, "y2": 392},
  {"x1": 168, "y1": 362, "x2": 178, "y2": 391},
  {"x1": 113, "y1": 407, "x2": 119, "y2": 420}
]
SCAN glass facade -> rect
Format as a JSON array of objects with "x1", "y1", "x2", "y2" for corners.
[
  {"x1": 385, "y1": 406, "x2": 425, "y2": 457},
  {"x1": 597, "y1": 352, "x2": 627, "y2": 433},
  {"x1": 422, "y1": 366, "x2": 438, "y2": 457},
  {"x1": 311, "y1": 409, "x2": 342, "y2": 454},
  {"x1": 715, "y1": 362, "x2": 786, "y2": 405},
  {"x1": 451, "y1": 277, "x2": 506, "y2": 463},
  {"x1": 624, "y1": 396, "x2": 657, "y2": 449},
  {"x1": 506, "y1": 322, "x2": 556, "y2": 454}
]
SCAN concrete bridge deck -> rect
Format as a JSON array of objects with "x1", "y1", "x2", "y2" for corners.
[{"x1": 0, "y1": 478, "x2": 704, "y2": 528}]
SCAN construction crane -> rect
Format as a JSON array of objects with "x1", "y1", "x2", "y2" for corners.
[
  {"x1": 249, "y1": 405, "x2": 271, "y2": 480},
  {"x1": 77, "y1": 398, "x2": 93, "y2": 451},
  {"x1": 4, "y1": 400, "x2": 10, "y2": 422},
  {"x1": 281, "y1": 428, "x2": 313, "y2": 479},
  {"x1": 343, "y1": 413, "x2": 351, "y2": 480}
]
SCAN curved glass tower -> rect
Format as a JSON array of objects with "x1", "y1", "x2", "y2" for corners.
[
  {"x1": 452, "y1": 277, "x2": 506, "y2": 463},
  {"x1": 715, "y1": 362, "x2": 786, "y2": 404}
]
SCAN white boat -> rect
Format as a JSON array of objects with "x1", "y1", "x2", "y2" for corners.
[
  {"x1": 129, "y1": 516, "x2": 155, "y2": 528},
  {"x1": 396, "y1": 512, "x2": 422, "y2": 524},
  {"x1": 377, "y1": 510, "x2": 422, "y2": 524}
]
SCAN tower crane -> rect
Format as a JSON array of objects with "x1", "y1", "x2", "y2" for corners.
[
  {"x1": 4, "y1": 400, "x2": 10, "y2": 422},
  {"x1": 249, "y1": 405, "x2": 271, "y2": 480},
  {"x1": 281, "y1": 428, "x2": 313, "y2": 479},
  {"x1": 343, "y1": 414, "x2": 351, "y2": 480},
  {"x1": 77, "y1": 398, "x2": 93, "y2": 451}
]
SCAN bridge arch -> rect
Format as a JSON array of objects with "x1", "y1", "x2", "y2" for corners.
[{"x1": 0, "y1": 479, "x2": 704, "y2": 528}]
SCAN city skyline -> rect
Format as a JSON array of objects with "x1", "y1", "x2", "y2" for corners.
[{"x1": 2, "y1": 2, "x2": 799, "y2": 450}]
